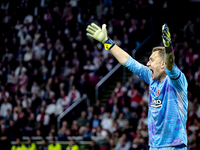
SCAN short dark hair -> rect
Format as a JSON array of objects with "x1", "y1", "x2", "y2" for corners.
[{"x1": 152, "y1": 46, "x2": 165, "y2": 60}]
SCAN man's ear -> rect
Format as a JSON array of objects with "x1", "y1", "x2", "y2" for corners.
[{"x1": 161, "y1": 60, "x2": 165, "y2": 69}]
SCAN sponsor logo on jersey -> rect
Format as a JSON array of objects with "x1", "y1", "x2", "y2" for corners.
[{"x1": 150, "y1": 97, "x2": 162, "y2": 108}]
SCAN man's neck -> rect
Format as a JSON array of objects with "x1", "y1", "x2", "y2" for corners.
[{"x1": 159, "y1": 73, "x2": 167, "y2": 83}]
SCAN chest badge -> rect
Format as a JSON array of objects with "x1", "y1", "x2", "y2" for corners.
[{"x1": 156, "y1": 90, "x2": 161, "y2": 96}]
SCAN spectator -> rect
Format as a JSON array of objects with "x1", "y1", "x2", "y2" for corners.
[
  {"x1": 93, "y1": 100, "x2": 101, "y2": 116},
  {"x1": 130, "y1": 132, "x2": 147, "y2": 150},
  {"x1": 39, "y1": 59, "x2": 48, "y2": 75},
  {"x1": 83, "y1": 126, "x2": 93, "y2": 141},
  {"x1": 30, "y1": 80, "x2": 37, "y2": 93},
  {"x1": 66, "y1": 139, "x2": 79, "y2": 150},
  {"x1": 68, "y1": 85, "x2": 81, "y2": 103},
  {"x1": 188, "y1": 117, "x2": 200, "y2": 133},
  {"x1": 83, "y1": 59, "x2": 96, "y2": 78},
  {"x1": 106, "y1": 138, "x2": 115, "y2": 150},
  {"x1": 115, "y1": 138, "x2": 131, "y2": 150},
  {"x1": 40, "y1": 67, "x2": 49, "y2": 85},
  {"x1": 101, "y1": 112, "x2": 113, "y2": 133},
  {"x1": 7, "y1": 70, "x2": 18, "y2": 93},
  {"x1": 11, "y1": 138, "x2": 26, "y2": 150},
  {"x1": 111, "y1": 97, "x2": 120, "y2": 119},
  {"x1": 137, "y1": 112, "x2": 148, "y2": 130},
  {"x1": 122, "y1": 120, "x2": 133, "y2": 139},
  {"x1": 4, "y1": 109, "x2": 12, "y2": 125},
  {"x1": 26, "y1": 137, "x2": 37, "y2": 150},
  {"x1": 129, "y1": 111, "x2": 139, "y2": 132},
  {"x1": 22, "y1": 94, "x2": 32, "y2": 109},
  {"x1": 89, "y1": 140, "x2": 100, "y2": 150},
  {"x1": 98, "y1": 106, "x2": 107, "y2": 120},
  {"x1": 18, "y1": 70, "x2": 28, "y2": 94},
  {"x1": 57, "y1": 121, "x2": 68, "y2": 141},
  {"x1": 24, "y1": 47, "x2": 33, "y2": 62},
  {"x1": 57, "y1": 90, "x2": 70, "y2": 110},
  {"x1": 91, "y1": 114, "x2": 100, "y2": 128},
  {"x1": 49, "y1": 60, "x2": 59, "y2": 77},
  {"x1": 36, "y1": 107, "x2": 50, "y2": 136},
  {"x1": 116, "y1": 112, "x2": 126, "y2": 129},
  {"x1": 45, "y1": 43, "x2": 57, "y2": 64},
  {"x1": 127, "y1": 83, "x2": 142, "y2": 109},
  {"x1": 13, "y1": 106, "x2": 26, "y2": 132},
  {"x1": 106, "y1": 91, "x2": 116, "y2": 112},
  {"x1": 114, "y1": 81, "x2": 127, "y2": 107},
  {"x1": 0, "y1": 85, "x2": 9, "y2": 101},
  {"x1": 45, "y1": 98, "x2": 63, "y2": 116},
  {"x1": 43, "y1": 9, "x2": 53, "y2": 24},
  {"x1": 60, "y1": 60, "x2": 71, "y2": 79},
  {"x1": 110, "y1": 120, "x2": 119, "y2": 134},
  {"x1": 142, "y1": 84, "x2": 149, "y2": 104},
  {"x1": 124, "y1": 107, "x2": 132, "y2": 120},
  {"x1": 139, "y1": 121, "x2": 148, "y2": 140},
  {"x1": 71, "y1": 120, "x2": 80, "y2": 136},
  {"x1": 0, "y1": 97, "x2": 12, "y2": 118},
  {"x1": 91, "y1": 126, "x2": 109, "y2": 143},
  {"x1": 87, "y1": 106, "x2": 94, "y2": 121},
  {"x1": 77, "y1": 111, "x2": 89, "y2": 127},
  {"x1": 105, "y1": 53, "x2": 114, "y2": 71},
  {"x1": 8, "y1": 120, "x2": 17, "y2": 141},
  {"x1": 23, "y1": 112, "x2": 35, "y2": 136},
  {"x1": 125, "y1": 76, "x2": 134, "y2": 90},
  {"x1": 67, "y1": 75, "x2": 76, "y2": 93},
  {"x1": 17, "y1": 27, "x2": 32, "y2": 46},
  {"x1": 47, "y1": 138, "x2": 62, "y2": 150},
  {"x1": 0, "y1": 120, "x2": 10, "y2": 150},
  {"x1": 38, "y1": 138, "x2": 48, "y2": 150}
]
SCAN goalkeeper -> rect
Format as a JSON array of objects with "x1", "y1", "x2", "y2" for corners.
[{"x1": 86, "y1": 23, "x2": 188, "y2": 150}]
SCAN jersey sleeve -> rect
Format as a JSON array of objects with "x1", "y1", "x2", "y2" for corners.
[
  {"x1": 165, "y1": 64, "x2": 188, "y2": 92},
  {"x1": 124, "y1": 56, "x2": 152, "y2": 84}
]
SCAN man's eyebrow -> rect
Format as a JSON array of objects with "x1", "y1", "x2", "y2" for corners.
[{"x1": 149, "y1": 57, "x2": 153, "y2": 61}]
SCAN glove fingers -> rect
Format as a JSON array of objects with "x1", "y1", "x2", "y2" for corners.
[
  {"x1": 162, "y1": 27, "x2": 170, "y2": 38},
  {"x1": 86, "y1": 33, "x2": 94, "y2": 38},
  {"x1": 91, "y1": 23, "x2": 101, "y2": 30},
  {"x1": 162, "y1": 24, "x2": 169, "y2": 33},
  {"x1": 162, "y1": 35, "x2": 168, "y2": 41},
  {"x1": 162, "y1": 29, "x2": 168, "y2": 37},
  {"x1": 86, "y1": 28, "x2": 95, "y2": 35},
  {"x1": 102, "y1": 24, "x2": 107, "y2": 36},
  {"x1": 87, "y1": 25, "x2": 96, "y2": 32},
  {"x1": 163, "y1": 23, "x2": 168, "y2": 30}
]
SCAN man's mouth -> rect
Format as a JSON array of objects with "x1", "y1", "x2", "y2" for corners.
[{"x1": 150, "y1": 69, "x2": 154, "y2": 77}]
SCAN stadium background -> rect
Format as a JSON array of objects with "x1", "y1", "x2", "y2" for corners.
[{"x1": 0, "y1": 0, "x2": 200, "y2": 150}]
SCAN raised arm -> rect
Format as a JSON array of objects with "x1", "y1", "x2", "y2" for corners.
[
  {"x1": 86, "y1": 23, "x2": 152, "y2": 84},
  {"x1": 162, "y1": 24, "x2": 174, "y2": 70},
  {"x1": 109, "y1": 45, "x2": 130, "y2": 65},
  {"x1": 162, "y1": 24, "x2": 188, "y2": 91},
  {"x1": 86, "y1": 23, "x2": 130, "y2": 65}
]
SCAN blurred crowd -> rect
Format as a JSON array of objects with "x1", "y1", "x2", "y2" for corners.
[
  {"x1": 0, "y1": 0, "x2": 152, "y2": 150},
  {"x1": 0, "y1": 0, "x2": 200, "y2": 150}
]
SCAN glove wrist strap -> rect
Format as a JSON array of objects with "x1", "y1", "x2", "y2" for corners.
[
  {"x1": 104, "y1": 37, "x2": 115, "y2": 50},
  {"x1": 165, "y1": 43, "x2": 173, "y2": 54}
]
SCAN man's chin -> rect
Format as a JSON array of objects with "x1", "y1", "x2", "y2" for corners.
[{"x1": 152, "y1": 76, "x2": 158, "y2": 81}]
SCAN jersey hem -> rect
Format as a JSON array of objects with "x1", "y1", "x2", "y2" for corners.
[{"x1": 149, "y1": 142, "x2": 186, "y2": 148}]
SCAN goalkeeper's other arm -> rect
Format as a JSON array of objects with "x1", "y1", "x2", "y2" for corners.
[
  {"x1": 162, "y1": 23, "x2": 174, "y2": 70},
  {"x1": 86, "y1": 23, "x2": 130, "y2": 65}
]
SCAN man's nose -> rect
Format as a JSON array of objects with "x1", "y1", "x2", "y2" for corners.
[{"x1": 146, "y1": 61, "x2": 150, "y2": 67}]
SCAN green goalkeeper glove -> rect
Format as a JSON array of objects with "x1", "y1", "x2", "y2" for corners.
[
  {"x1": 86, "y1": 23, "x2": 115, "y2": 50},
  {"x1": 162, "y1": 23, "x2": 173, "y2": 53}
]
